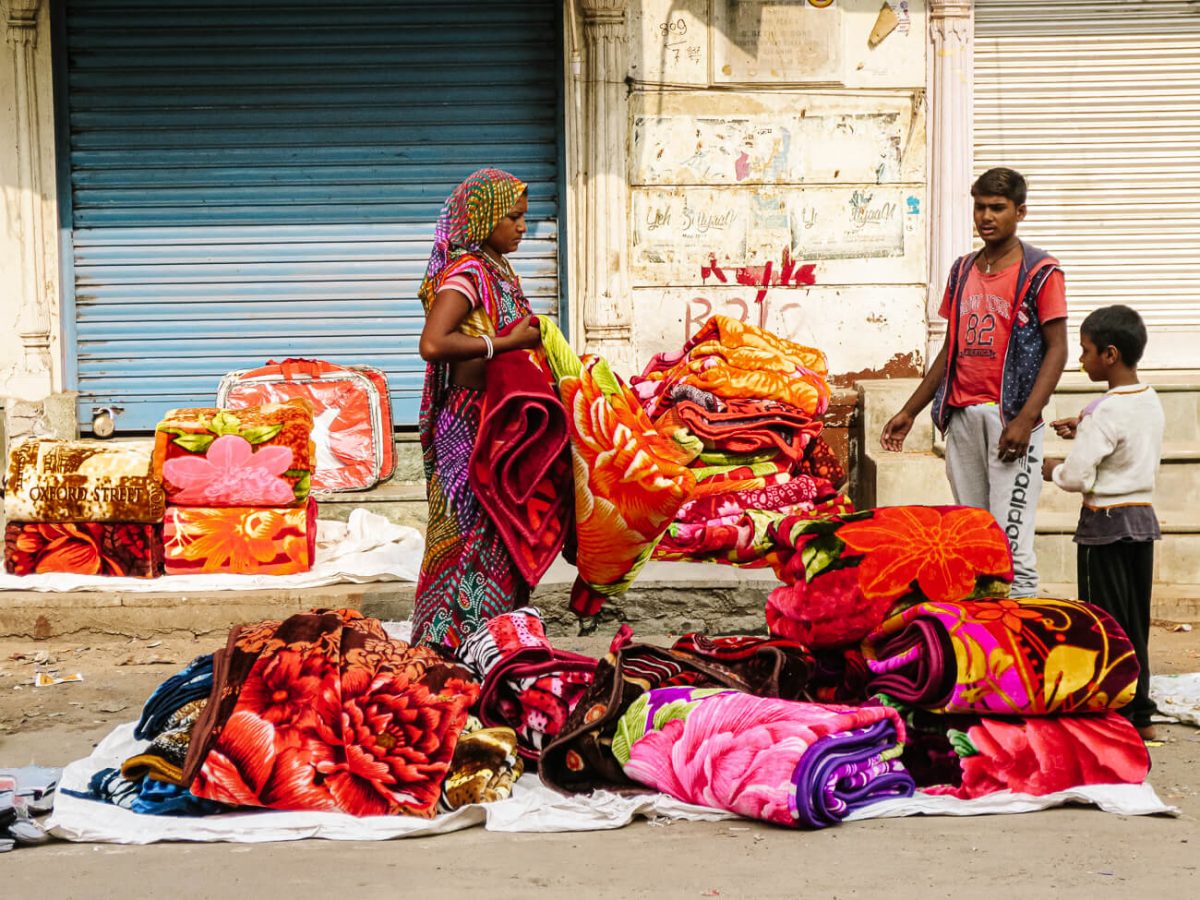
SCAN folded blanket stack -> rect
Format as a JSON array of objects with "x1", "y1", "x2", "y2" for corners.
[
  {"x1": 630, "y1": 316, "x2": 850, "y2": 569},
  {"x1": 154, "y1": 401, "x2": 318, "y2": 575},
  {"x1": 3, "y1": 439, "x2": 165, "y2": 577}
]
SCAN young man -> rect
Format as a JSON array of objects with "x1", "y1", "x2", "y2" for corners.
[
  {"x1": 881, "y1": 168, "x2": 1068, "y2": 597},
  {"x1": 1042, "y1": 306, "x2": 1164, "y2": 739}
]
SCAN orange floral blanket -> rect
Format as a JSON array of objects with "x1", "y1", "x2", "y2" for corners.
[
  {"x1": 539, "y1": 320, "x2": 696, "y2": 616},
  {"x1": 163, "y1": 498, "x2": 317, "y2": 575},
  {"x1": 632, "y1": 316, "x2": 830, "y2": 420}
]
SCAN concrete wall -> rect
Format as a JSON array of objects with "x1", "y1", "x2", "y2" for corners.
[{"x1": 626, "y1": 0, "x2": 929, "y2": 381}]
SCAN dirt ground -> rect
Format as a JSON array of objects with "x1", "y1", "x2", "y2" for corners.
[{"x1": 1, "y1": 626, "x2": 1198, "y2": 899}]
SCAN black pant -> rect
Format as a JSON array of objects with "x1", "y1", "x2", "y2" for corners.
[{"x1": 1077, "y1": 541, "x2": 1158, "y2": 726}]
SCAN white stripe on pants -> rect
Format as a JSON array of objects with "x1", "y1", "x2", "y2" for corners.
[{"x1": 944, "y1": 404, "x2": 1044, "y2": 597}]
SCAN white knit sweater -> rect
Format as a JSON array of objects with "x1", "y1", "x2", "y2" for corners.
[{"x1": 1051, "y1": 385, "x2": 1164, "y2": 507}]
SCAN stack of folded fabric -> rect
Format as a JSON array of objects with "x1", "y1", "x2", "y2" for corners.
[
  {"x1": 860, "y1": 596, "x2": 1151, "y2": 797},
  {"x1": 4, "y1": 438, "x2": 166, "y2": 577},
  {"x1": 630, "y1": 316, "x2": 851, "y2": 569},
  {"x1": 153, "y1": 400, "x2": 318, "y2": 575}
]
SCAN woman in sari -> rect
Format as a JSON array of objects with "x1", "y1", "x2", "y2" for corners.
[{"x1": 414, "y1": 168, "x2": 542, "y2": 648}]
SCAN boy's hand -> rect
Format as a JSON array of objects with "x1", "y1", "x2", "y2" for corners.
[
  {"x1": 1051, "y1": 416, "x2": 1080, "y2": 439},
  {"x1": 1041, "y1": 456, "x2": 1063, "y2": 482},
  {"x1": 996, "y1": 415, "x2": 1034, "y2": 463},
  {"x1": 881, "y1": 411, "x2": 914, "y2": 452}
]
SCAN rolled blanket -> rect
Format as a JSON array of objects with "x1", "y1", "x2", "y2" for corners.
[
  {"x1": 163, "y1": 498, "x2": 317, "y2": 575},
  {"x1": 612, "y1": 687, "x2": 913, "y2": 828},
  {"x1": 5, "y1": 522, "x2": 163, "y2": 578},
  {"x1": 135, "y1": 655, "x2": 214, "y2": 741},
  {"x1": 184, "y1": 609, "x2": 478, "y2": 818},
  {"x1": 863, "y1": 598, "x2": 1139, "y2": 715},
  {"x1": 4, "y1": 439, "x2": 164, "y2": 523},
  {"x1": 765, "y1": 506, "x2": 1013, "y2": 649},
  {"x1": 456, "y1": 608, "x2": 597, "y2": 761},
  {"x1": 539, "y1": 319, "x2": 696, "y2": 617},
  {"x1": 154, "y1": 401, "x2": 314, "y2": 507},
  {"x1": 879, "y1": 697, "x2": 1150, "y2": 798},
  {"x1": 469, "y1": 334, "x2": 573, "y2": 586}
]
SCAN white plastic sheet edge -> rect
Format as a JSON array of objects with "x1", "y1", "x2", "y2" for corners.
[
  {"x1": 46, "y1": 721, "x2": 1176, "y2": 845},
  {"x1": 1150, "y1": 673, "x2": 1200, "y2": 727}
]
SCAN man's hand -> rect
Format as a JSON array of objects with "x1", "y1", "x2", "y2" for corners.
[
  {"x1": 881, "y1": 411, "x2": 915, "y2": 452},
  {"x1": 997, "y1": 413, "x2": 1035, "y2": 463},
  {"x1": 1042, "y1": 456, "x2": 1063, "y2": 482},
  {"x1": 1051, "y1": 416, "x2": 1080, "y2": 439}
]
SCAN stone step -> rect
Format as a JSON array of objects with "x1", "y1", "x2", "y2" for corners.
[{"x1": 2, "y1": 559, "x2": 1196, "y2": 644}]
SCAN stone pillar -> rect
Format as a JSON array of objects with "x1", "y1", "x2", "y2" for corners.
[
  {"x1": 926, "y1": 0, "x2": 974, "y2": 369},
  {"x1": 578, "y1": 0, "x2": 634, "y2": 373},
  {"x1": 4, "y1": 0, "x2": 54, "y2": 401}
]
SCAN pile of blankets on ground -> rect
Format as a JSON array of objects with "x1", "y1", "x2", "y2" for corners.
[
  {"x1": 2, "y1": 400, "x2": 319, "y2": 578},
  {"x1": 76, "y1": 575, "x2": 1151, "y2": 831}
]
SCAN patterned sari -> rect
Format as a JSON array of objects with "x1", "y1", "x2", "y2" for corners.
[{"x1": 413, "y1": 169, "x2": 533, "y2": 649}]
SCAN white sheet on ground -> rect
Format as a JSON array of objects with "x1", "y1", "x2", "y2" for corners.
[
  {"x1": 46, "y1": 721, "x2": 1176, "y2": 845},
  {"x1": 0, "y1": 510, "x2": 423, "y2": 593},
  {"x1": 1151, "y1": 673, "x2": 1200, "y2": 727}
]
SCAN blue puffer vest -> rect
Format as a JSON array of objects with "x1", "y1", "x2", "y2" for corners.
[{"x1": 931, "y1": 241, "x2": 1060, "y2": 434}]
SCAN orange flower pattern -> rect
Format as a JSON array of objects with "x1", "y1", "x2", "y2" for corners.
[
  {"x1": 4, "y1": 521, "x2": 162, "y2": 578},
  {"x1": 633, "y1": 316, "x2": 831, "y2": 419},
  {"x1": 163, "y1": 498, "x2": 316, "y2": 575},
  {"x1": 836, "y1": 506, "x2": 1015, "y2": 604}
]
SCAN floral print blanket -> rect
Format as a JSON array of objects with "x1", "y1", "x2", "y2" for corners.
[
  {"x1": 5, "y1": 522, "x2": 163, "y2": 578},
  {"x1": 163, "y1": 498, "x2": 317, "y2": 576},
  {"x1": 183, "y1": 609, "x2": 479, "y2": 818},
  {"x1": 864, "y1": 597, "x2": 1140, "y2": 715},
  {"x1": 612, "y1": 687, "x2": 914, "y2": 828},
  {"x1": 765, "y1": 506, "x2": 1014, "y2": 650},
  {"x1": 154, "y1": 401, "x2": 314, "y2": 507}
]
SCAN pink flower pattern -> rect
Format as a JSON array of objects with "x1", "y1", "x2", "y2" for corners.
[{"x1": 163, "y1": 434, "x2": 294, "y2": 506}]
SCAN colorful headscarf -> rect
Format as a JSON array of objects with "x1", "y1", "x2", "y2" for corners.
[{"x1": 419, "y1": 168, "x2": 527, "y2": 311}]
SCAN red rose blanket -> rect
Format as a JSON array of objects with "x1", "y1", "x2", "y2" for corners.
[
  {"x1": 469, "y1": 329, "x2": 573, "y2": 586},
  {"x1": 765, "y1": 506, "x2": 1014, "y2": 649},
  {"x1": 154, "y1": 401, "x2": 314, "y2": 507},
  {"x1": 5, "y1": 522, "x2": 163, "y2": 578},
  {"x1": 538, "y1": 319, "x2": 696, "y2": 617},
  {"x1": 881, "y1": 698, "x2": 1150, "y2": 799},
  {"x1": 183, "y1": 609, "x2": 479, "y2": 817},
  {"x1": 163, "y1": 498, "x2": 317, "y2": 575}
]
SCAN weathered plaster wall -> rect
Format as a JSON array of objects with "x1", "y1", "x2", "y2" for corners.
[
  {"x1": 0, "y1": 0, "x2": 61, "y2": 402},
  {"x1": 626, "y1": 0, "x2": 928, "y2": 381}
]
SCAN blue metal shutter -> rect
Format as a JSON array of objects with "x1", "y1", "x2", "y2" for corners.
[{"x1": 55, "y1": 0, "x2": 562, "y2": 432}]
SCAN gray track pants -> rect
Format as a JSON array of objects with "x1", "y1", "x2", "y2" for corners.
[{"x1": 944, "y1": 403, "x2": 1044, "y2": 597}]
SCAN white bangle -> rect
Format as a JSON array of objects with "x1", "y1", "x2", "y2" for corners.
[{"x1": 481, "y1": 334, "x2": 494, "y2": 360}]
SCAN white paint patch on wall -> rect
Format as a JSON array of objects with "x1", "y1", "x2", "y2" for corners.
[{"x1": 633, "y1": 285, "x2": 927, "y2": 377}]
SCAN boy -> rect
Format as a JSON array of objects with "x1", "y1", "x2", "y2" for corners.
[
  {"x1": 1042, "y1": 305, "x2": 1164, "y2": 740},
  {"x1": 881, "y1": 167, "x2": 1068, "y2": 597}
]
